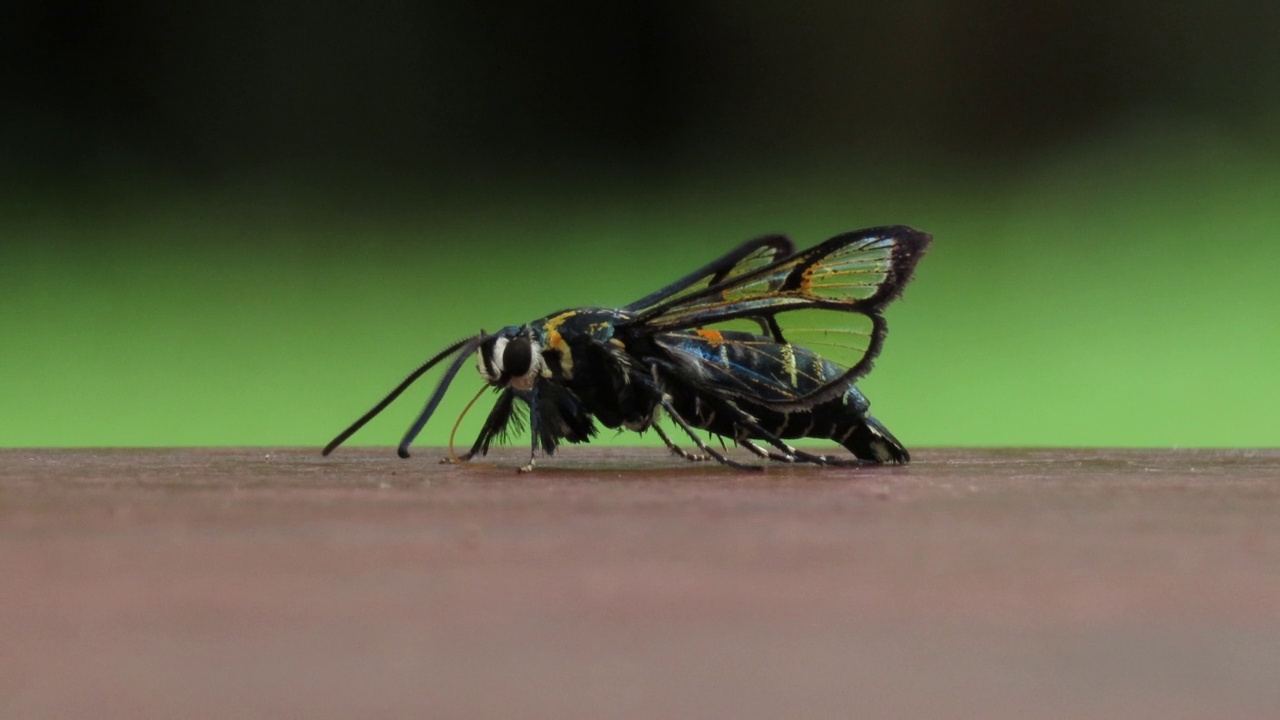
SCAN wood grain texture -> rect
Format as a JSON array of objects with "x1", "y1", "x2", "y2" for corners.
[{"x1": 3, "y1": 448, "x2": 1279, "y2": 718}]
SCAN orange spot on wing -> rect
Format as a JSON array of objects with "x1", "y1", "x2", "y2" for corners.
[
  {"x1": 800, "y1": 264, "x2": 816, "y2": 292},
  {"x1": 695, "y1": 329, "x2": 724, "y2": 346}
]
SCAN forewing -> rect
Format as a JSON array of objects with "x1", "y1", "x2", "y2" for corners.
[
  {"x1": 634, "y1": 226, "x2": 930, "y2": 331},
  {"x1": 623, "y1": 235, "x2": 795, "y2": 314}
]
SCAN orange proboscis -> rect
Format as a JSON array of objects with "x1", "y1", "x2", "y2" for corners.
[{"x1": 449, "y1": 384, "x2": 491, "y2": 464}]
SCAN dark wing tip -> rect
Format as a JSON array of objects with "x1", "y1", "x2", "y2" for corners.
[
  {"x1": 889, "y1": 225, "x2": 933, "y2": 264},
  {"x1": 861, "y1": 225, "x2": 933, "y2": 310}
]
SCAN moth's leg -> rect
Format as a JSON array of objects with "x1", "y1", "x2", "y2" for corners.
[
  {"x1": 726, "y1": 405, "x2": 862, "y2": 467},
  {"x1": 642, "y1": 363, "x2": 758, "y2": 470},
  {"x1": 740, "y1": 438, "x2": 797, "y2": 463},
  {"x1": 652, "y1": 422, "x2": 708, "y2": 462},
  {"x1": 655, "y1": 394, "x2": 760, "y2": 471},
  {"x1": 518, "y1": 384, "x2": 540, "y2": 473},
  {"x1": 687, "y1": 395, "x2": 727, "y2": 457}
]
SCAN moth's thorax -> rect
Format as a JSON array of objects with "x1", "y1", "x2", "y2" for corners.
[{"x1": 532, "y1": 307, "x2": 633, "y2": 381}]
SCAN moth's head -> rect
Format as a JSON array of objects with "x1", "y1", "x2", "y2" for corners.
[{"x1": 477, "y1": 327, "x2": 542, "y2": 390}]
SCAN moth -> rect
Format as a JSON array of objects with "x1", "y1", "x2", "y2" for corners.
[{"x1": 324, "y1": 226, "x2": 930, "y2": 471}]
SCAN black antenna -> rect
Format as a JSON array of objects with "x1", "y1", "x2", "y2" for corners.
[
  {"x1": 322, "y1": 335, "x2": 483, "y2": 456},
  {"x1": 396, "y1": 338, "x2": 482, "y2": 458}
]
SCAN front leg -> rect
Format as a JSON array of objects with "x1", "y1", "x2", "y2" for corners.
[{"x1": 518, "y1": 383, "x2": 540, "y2": 473}]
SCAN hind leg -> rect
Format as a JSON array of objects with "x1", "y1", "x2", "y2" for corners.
[
  {"x1": 652, "y1": 422, "x2": 709, "y2": 462},
  {"x1": 651, "y1": 394, "x2": 760, "y2": 471},
  {"x1": 741, "y1": 439, "x2": 798, "y2": 463},
  {"x1": 724, "y1": 404, "x2": 865, "y2": 467}
]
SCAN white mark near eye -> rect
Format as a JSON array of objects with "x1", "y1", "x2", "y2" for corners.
[{"x1": 477, "y1": 337, "x2": 509, "y2": 382}]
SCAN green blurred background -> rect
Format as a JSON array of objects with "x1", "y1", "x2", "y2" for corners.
[{"x1": 4, "y1": 1, "x2": 1278, "y2": 449}]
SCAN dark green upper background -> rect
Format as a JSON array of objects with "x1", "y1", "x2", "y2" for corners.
[{"x1": 4, "y1": 1, "x2": 1277, "y2": 448}]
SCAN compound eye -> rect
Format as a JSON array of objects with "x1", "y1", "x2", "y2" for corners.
[{"x1": 502, "y1": 337, "x2": 533, "y2": 379}]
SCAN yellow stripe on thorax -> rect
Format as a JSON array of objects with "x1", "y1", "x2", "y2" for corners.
[{"x1": 543, "y1": 311, "x2": 577, "y2": 378}]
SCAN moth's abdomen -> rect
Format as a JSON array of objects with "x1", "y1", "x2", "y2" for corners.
[
  {"x1": 828, "y1": 410, "x2": 909, "y2": 464},
  {"x1": 656, "y1": 329, "x2": 910, "y2": 464},
  {"x1": 759, "y1": 389, "x2": 909, "y2": 464}
]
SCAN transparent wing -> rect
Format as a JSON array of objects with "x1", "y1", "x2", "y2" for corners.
[
  {"x1": 635, "y1": 226, "x2": 930, "y2": 408},
  {"x1": 655, "y1": 310, "x2": 884, "y2": 410},
  {"x1": 634, "y1": 226, "x2": 931, "y2": 331},
  {"x1": 623, "y1": 235, "x2": 795, "y2": 315}
]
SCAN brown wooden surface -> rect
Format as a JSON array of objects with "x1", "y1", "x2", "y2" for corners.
[{"x1": 3, "y1": 447, "x2": 1279, "y2": 718}]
